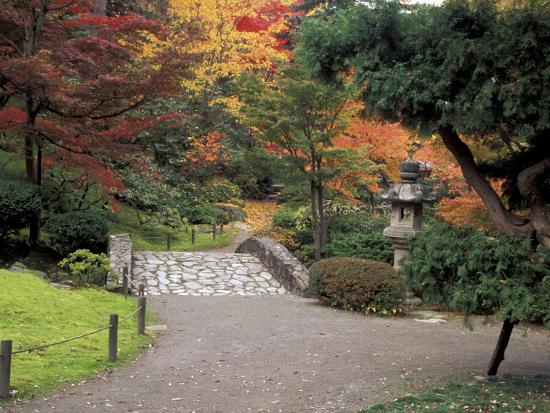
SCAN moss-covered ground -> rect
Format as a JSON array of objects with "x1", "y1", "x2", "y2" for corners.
[{"x1": 0, "y1": 270, "x2": 153, "y2": 405}]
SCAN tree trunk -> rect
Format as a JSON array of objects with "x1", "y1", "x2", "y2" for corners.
[
  {"x1": 24, "y1": 133, "x2": 35, "y2": 181},
  {"x1": 310, "y1": 179, "x2": 322, "y2": 261},
  {"x1": 438, "y1": 126, "x2": 532, "y2": 235},
  {"x1": 487, "y1": 318, "x2": 518, "y2": 376},
  {"x1": 317, "y1": 181, "x2": 327, "y2": 250}
]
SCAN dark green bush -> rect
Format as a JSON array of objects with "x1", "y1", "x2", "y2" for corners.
[
  {"x1": 294, "y1": 229, "x2": 314, "y2": 245},
  {"x1": 272, "y1": 206, "x2": 299, "y2": 229},
  {"x1": 44, "y1": 211, "x2": 109, "y2": 255},
  {"x1": 533, "y1": 276, "x2": 550, "y2": 329},
  {"x1": 59, "y1": 249, "x2": 110, "y2": 286},
  {"x1": 328, "y1": 213, "x2": 389, "y2": 234},
  {"x1": 324, "y1": 232, "x2": 393, "y2": 263},
  {"x1": 309, "y1": 257, "x2": 404, "y2": 313},
  {"x1": 402, "y1": 222, "x2": 550, "y2": 323},
  {"x1": 0, "y1": 180, "x2": 41, "y2": 239}
]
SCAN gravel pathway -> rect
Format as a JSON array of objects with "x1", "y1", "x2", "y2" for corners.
[{"x1": 8, "y1": 295, "x2": 550, "y2": 413}]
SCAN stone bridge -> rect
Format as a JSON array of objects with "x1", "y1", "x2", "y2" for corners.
[{"x1": 109, "y1": 234, "x2": 309, "y2": 297}]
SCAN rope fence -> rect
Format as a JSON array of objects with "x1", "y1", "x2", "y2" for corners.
[
  {"x1": 0, "y1": 279, "x2": 148, "y2": 399},
  {"x1": 139, "y1": 223, "x2": 226, "y2": 250}
]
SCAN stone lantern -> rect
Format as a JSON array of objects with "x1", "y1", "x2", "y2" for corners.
[{"x1": 381, "y1": 151, "x2": 435, "y2": 270}]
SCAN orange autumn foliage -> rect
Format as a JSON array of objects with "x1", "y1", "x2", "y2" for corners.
[{"x1": 187, "y1": 132, "x2": 228, "y2": 164}]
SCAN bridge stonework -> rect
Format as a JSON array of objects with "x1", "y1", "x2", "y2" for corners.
[{"x1": 108, "y1": 235, "x2": 309, "y2": 296}]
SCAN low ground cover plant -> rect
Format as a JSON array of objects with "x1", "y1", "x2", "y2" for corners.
[
  {"x1": 362, "y1": 375, "x2": 550, "y2": 413},
  {"x1": 309, "y1": 257, "x2": 404, "y2": 314},
  {"x1": 58, "y1": 249, "x2": 111, "y2": 286}
]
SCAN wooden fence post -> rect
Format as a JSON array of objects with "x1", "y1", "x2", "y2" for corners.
[
  {"x1": 138, "y1": 296, "x2": 147, "y2": 335},
  {"x1": 191, "y1": 227, "x2": 196, "y2": 245},
  {"x1": 212, "y1": 225, "x2": 217, "y2": 240},
  {"x1": 108, "y1": 314, "x2": 118, "y2": 362},
  {"x1": 122, "y1": 266, "x2": 129, "y2": 299},
  {"x1": 0, "y1": 340, "x2": 12, "y2": 399},
  {"x1": 220, "y1": 223, "x2": 224, "y2": 234},
  {"x1": 165, "y1": 233, "x2": 172, "y2": 251},
  {"x1": 138, "y1": 283, "x2": 145, "y2": 298}
]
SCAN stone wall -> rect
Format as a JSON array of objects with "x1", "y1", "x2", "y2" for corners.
[
  {"x1": 235, "y1": 237, "x2": 309, "y2": 295},
  {"x1": 108, "y1": 234, "x2": 132, "y2": 285}
]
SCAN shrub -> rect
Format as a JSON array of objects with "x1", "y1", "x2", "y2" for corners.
[
  {"x1": 44, "y1": 210, "x2": 109, "y2": 255},
  {"x1": 401, "y1": 222, "x2": 550, "y2": 321},
  {"x1": 324, "y1": 233, "x2": 393, "y2": 263},
  {"x1": 204, "y1": 178, "x2": 243, "y2": 205},
  {"x1": 0, "y1": 180, "x2": 41, "y2": 239},
  {"x1": 272, "y1": 206, "x2": 299, "y2": 229},
  {"x1": 533, "y1": 276, "x2": 550, "y2": 329},
  {"x1": 309, "y1": 257, "x2": 404, "y2": 314},
  {"x1": 215, "y1": 205, "x2": 246, "y2": 222},
  {"x1": 328, "y1": 213, "x2": 389, "y2": 234},
  {"x1": 59, "y1": 249, "x2": 110, "y2": 286}
]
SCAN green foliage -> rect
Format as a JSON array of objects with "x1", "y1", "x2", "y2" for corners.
[
  {"x1": 329, "y1": 212, "x2": 389, "y2": 234},
  {"x1": 221, "y1": 150, "x2": 277, "y2": 199},
  {"x1": 532, "y1": 276, "x2": 550, "y2": 329},
  {"x1": 325, "y1": 213, "x2": 393, "y2": 263},
  {"x1": 297, "y1": 0, "x2": 550, "y2": 209},
  {"x1": 58, "y1": 249, "x2": 110, "y2": 286},
  {"x1": 0, "y1": 179, "x2": 41, "y2": 239},
  {"x1": 42, "y1": 167, "x2": 109, "y2": 215},
  {"x1": 401, "y1": 222, "x2": 550, "y2": 324},
  {"x1": 272, "y1": 206, "x2": 300, "y2": 229},
  {"x1": 118, "y1": 166, "x2": 189, "y2": 228},
  {"x1": 362, "y1": 375, "x2": 550, "y2": 413},
  {"x1": 309, "y1": 257, "x2": 404, "y2": 313},
  {"x1": 204, "y1": 177, "x2": 243, "y2": 205},
  {"x1": 44, "y1": 211, "x2": 109, "y2": 256},
  {"x1": 324, "y1": 232, "x2": 393, "y2": 263}
]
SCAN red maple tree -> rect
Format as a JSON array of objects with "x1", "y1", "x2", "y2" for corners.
[{"x1": 0, "y1": 0, "x2": 190, "y2": 242}]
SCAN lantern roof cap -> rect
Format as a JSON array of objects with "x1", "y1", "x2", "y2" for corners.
[{"x1": 400, "y1": 150, "x2": 420, "y2": 183}]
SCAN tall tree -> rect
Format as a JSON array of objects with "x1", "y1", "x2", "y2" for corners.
[
  {"x1": 0, "y1": 0, "x2": 187, "y2": 242},
  {"x1": 297, "y1": 0, "x2": 550, "y2": 375},
  {"x1": 239, "y1": 64, "x2": 374, "y2": 260}
]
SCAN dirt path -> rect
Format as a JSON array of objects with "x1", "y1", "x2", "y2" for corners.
[{"x1": 8, "y1": 295, "x2": 549, "y2": 413}]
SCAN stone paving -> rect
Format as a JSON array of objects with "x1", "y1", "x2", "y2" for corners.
[{"x1": 132, "y1": 251, "x2": 287, "y2": 296}]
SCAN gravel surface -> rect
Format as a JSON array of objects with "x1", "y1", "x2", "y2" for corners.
[{"x1": 7, "y1": 295, "x2": 550, "y2": 413}]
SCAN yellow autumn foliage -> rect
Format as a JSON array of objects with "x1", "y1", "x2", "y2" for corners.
[{"x1": 168, "y1": 0, "x2": 292, "y2": 95}]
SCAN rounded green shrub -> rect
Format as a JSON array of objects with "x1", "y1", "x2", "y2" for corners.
[
  {"x1": 272, "y1": 206, "x2": 299, "y2": 229},
  {"x1": 44, "y1": 211, "x2": 109, "y2": 255},
  {"x1": 59, "y1": 249, "x2": 110, "y2": 286},
  {"x1": 309, "y1": 257, "x2": 404, "y2": 314},
  {"x1": 0, "y1": 180, "x2": 41, "y2": 239}
]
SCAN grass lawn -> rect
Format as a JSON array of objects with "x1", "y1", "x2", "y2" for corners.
[
  {"x1": 0, "y1": 270, "x2": 153, "y2": 404},
  {"x1": 109, "y1": 205, "x2": 238, "y2": 252},
  {"x1": 362, "y1": 375, "x2": 550, "y2": 412}
]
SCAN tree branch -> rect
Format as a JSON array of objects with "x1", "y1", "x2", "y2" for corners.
[
  {"x1": 438, "y1": 126, "x2": 533, "y2": 236},
  {"x1": 0, "y1": 33, "x2": 23, "y2": 56}
]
